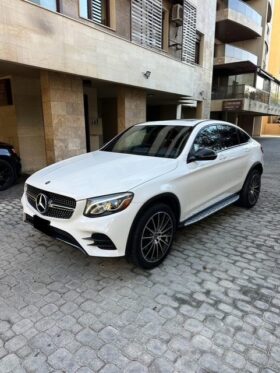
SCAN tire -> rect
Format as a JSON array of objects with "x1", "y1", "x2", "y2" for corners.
[
  {"x1": 238, "y1": 169, "x2": 261, "y2": 208},
  {"x1": 0, "y1": 159, "x2": 16, "y2": 191},
  {"x1": 129, "y1": 203, "x2": 176, "y2": 269}
]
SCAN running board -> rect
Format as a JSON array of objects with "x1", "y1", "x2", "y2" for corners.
[{"x1": 182, "y1": 194, "x2": 240, "y2": 227}]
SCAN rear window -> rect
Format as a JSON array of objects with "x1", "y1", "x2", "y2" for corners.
[{"x1": 238, "y1": 129, "x2": 250, "y2": 144}]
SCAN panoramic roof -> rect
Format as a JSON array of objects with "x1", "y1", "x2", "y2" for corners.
[{"x1": 136, "y1": 120, "x2": 208, "y2": 127}]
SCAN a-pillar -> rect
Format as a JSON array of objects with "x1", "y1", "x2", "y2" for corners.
[
  {"x1": 40, "y1": 71, "x2": 86, "y2": 165},
  {"x1": 117, "y1": 86, "x2": 146, "y2": 131}
]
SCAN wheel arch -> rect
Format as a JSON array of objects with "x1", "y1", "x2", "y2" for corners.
[
  {"x1": 247, "y1": 162, "x2": 263, "y2": 176},
  {"x1": 125, "y1": 192, "x2": 181, "y2": 256}
]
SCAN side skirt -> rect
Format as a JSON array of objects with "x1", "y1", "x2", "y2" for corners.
[{"x1": 180, "y1": 194, "x2": 240, "y2": 227}]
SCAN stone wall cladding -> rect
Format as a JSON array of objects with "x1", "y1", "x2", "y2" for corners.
[{"x1": 41, "y1": 71, "x2": 86, "y2": 164}]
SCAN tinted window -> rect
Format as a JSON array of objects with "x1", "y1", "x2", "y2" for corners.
[
  {"x1": 102, "y1": 125, "x2": 193, "y2": 159},
  {"x1": 216, "y1": 125, "x2": 239, "y2": 150},
  {"x1": 238, "y1": 129, "x2": 250, "y2": 144},
  {"x1": 192, "y1": 125, "x2": 221, "y2": 152}
]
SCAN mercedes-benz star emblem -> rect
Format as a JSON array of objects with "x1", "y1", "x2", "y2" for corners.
[{"x1": 36, "y1": 193, "x2": 49, "y2": 214}]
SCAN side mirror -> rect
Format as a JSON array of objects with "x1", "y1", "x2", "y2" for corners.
[{"x1": 187, "y1": 148, "x2": 217, "y2": 163}]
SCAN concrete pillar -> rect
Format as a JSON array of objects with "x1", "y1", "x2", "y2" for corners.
[
  {"x1": 176, "y1": 104, "x2": 182, "y2": 119},
  {"x1": 196, "y1": 102, "x2": 203, "y2": 119},
  {"x1": 253, "y1": 117, "x2": 262, "y2": 136},
  {"x1": 40, "y1": 71, "x2": 86, "y2": 165},
  {"x1": 13, "y1": 76, "x2": 46, "y2": 173},
  {"x1": 117, "y1": 86, "x2": 146, "y2": 132}
]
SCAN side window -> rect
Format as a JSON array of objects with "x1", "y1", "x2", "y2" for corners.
[
  {"x1": 238, "y1": 129, "x2": 250, "y2": 144},
  {"x1": 192, "y1": 125, "x2": 221, "y2": 152},
  {"x1": 216, "y1": 125, "x2": 239, "y2": 150}
]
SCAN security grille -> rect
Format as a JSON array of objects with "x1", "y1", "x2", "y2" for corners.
[
  {"x1": 182, "y1": 1, "x2": 197, "y2": 64},
  {"x1": 90, "y1": 0, "x2": 102, "y2": 23},
  {"x1": 131, "y1": 0, "x2": 163, "y2": 49}
]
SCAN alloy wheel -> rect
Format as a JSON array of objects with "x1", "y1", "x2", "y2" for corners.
[
  {"x1": 140, "y1": 211, "x2": 174, "y2": 263},
  {"x1": 248, "y1": 173, "x2": 261, "y2": 205},
  {"x1": 0, "y1": 163, "x2": 13, "y2": 189}
]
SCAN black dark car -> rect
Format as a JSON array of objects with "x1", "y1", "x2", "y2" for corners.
[{"x1": 0, "y1": 142, "x2": 21, "y2": 191}]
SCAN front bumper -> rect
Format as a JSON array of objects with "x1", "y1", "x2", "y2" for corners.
[{"x1": 21, "y1": 192, "x2": 139, "y2": 257}]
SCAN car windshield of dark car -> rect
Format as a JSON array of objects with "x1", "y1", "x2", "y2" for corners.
[{"x1": 101, "y1": 125, "x2": 193, "y2": 159}]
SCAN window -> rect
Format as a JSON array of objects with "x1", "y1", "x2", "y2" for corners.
[
  {"x1": 228, "y1": 73, "x2": 255, "y2": 87},
  {"x1": 102, "y1": 125, "x2": 193, "y2": 159},
  {"x1": 192, "y1": 126, "x2": 221, "y2": 152},
  {"x1": 216, "y1": 125, "x2": 239, "y2": 149},
  {"x1": 195, "y1": 32, "x2": 203, "y2": 65},
  {"x1": 79, "y1": 0, "x2": 110, "y2": 27},
  {"x1": 31, "y1": 0, "x2": 59, "y2": 12},
  {"x1": 0, "y1": 79, "x2": 13, "y2": 106},
  {"x1": 238, "y1": 129, "x2": 250, "y2": 144}
]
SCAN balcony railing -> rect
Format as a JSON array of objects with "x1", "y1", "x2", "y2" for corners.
[
  {"x1": 212, "y1": 84, "x2": 272, "y2": 105},
  {"x1": 215, "y1": 44, "x2": 258, "y2": 66},
  {"x1": 223, "y1": 0, "x2": 262, "y2": 26}
]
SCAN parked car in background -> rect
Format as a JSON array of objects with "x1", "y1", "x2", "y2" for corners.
[
  {"x1": 0, "y1": 142, "x2": 21, "y2": 191},
  {"x1": 22, "y1": 120, "x2": 263, "y2": 268}
]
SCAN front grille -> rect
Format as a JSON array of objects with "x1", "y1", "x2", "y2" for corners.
[{"x1": 26, "y1": 184, "x2": 76, "y2": 219}]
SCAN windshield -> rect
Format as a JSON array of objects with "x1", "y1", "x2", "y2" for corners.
[{"x1": 101, "y1": 125, "x2": 193, "y2": 159}]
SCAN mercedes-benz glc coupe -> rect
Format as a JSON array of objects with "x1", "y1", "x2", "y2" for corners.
[{"x1": 22, "y1": 120, "x2": 263, "y2": 268}]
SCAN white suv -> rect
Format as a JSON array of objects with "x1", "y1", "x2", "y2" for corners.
[{"x1": 22, "y1": 120, "x2": 263, "y2": 269}]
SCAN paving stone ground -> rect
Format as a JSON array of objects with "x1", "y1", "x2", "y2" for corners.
[{"x1": 0, "y1": 137, "x2": 280, "y2": 373}]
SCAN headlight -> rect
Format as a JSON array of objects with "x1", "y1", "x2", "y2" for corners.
[{"x1": 84, "y1": 192, "x2": 134, "y2": 217}]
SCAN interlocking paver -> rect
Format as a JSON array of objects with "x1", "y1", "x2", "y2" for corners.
[{"x1": 0, "y1": 138, "x2": 280, "y2": 371}]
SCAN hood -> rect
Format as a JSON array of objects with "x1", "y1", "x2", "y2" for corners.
[{"x1": 27, "y1": 151, "x2": 178, "y2": 200}]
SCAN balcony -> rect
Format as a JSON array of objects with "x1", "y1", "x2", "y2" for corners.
[
  {"x1": 214, "y1": 44, "x2": 258, "y2": 73},
  {"x1": 211, "y1": 84, "x2": 280, "y2": 116},
  {"x1": 216, "y1": 0, "x2": 262, "y2": 43}
]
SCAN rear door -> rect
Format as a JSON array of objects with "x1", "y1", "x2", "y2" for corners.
[{"x1": 216, "y1": 124, "x2": 251, "y2": 193}]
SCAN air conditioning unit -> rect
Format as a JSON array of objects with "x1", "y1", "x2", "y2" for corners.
[{"x1": 171, "y1": 4, "x2": 183, "y2": 26}]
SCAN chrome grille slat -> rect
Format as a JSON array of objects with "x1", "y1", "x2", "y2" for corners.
[{"x1": 26, "y1": 185, "x2": 76, "y2": 219}]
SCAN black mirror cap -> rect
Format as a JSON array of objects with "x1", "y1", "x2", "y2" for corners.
[{"x1": 188, "y1": 148, "x2": 217, "y2": 163}]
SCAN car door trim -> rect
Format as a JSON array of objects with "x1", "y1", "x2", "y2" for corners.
[{"x1": 179, "y1": 193, "x2": 240, "y2": 227}]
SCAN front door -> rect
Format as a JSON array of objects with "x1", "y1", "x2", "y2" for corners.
[{"x1": 179, "y1": 125, "x2": 228, "y2": 220}]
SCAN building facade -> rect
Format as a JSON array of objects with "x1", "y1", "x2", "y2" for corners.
[
  {"x1": 0, "y1": 0, "x2": 216, "y2": 173},
  {"x1": 261, "y1": 0, "x2": 280, "y2": 135},
  {"x1": 211, "y1": 0, "x2": 280, "y2": 135}
]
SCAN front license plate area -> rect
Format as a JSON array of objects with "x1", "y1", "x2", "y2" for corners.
[{"x1": 33, "y1": 215, "x2": 50, "y2": 235}]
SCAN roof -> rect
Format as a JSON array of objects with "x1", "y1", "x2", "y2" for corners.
[{"x1": 136, "y1": 119, "x2": 208, "y2": 127}]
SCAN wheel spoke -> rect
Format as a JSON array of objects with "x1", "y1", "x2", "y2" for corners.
[
  {"x1": 248, "y1": 174, "x2": 261, "y2": 205},
  {"x1": 142, "y1": 240, "x2": 153, "y2": 251},
  {"x1": 145, "y1": 243, "x2": 154, "y2": 259}
]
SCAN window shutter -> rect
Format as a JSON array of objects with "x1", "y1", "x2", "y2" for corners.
[
  {"x1": 182, "y1": 1, "x2": 197, "y2": 64},
  {"x1": 131, "y1": 0, "x2": 163, "y2": 49},
  {"x1": 91, "y1": 0, "x2": 102, "y2": 23}
]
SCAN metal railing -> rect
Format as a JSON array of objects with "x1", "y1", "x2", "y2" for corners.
[
  {"x1": 212, "y1": 84, "x2": 274, "y2": 105},
  {"x1": 224, "y1": 44, "x2": 258, "y2": 65},
  {"x1": 223, "y1": 0, "x2": 262, "y2": 26}
]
